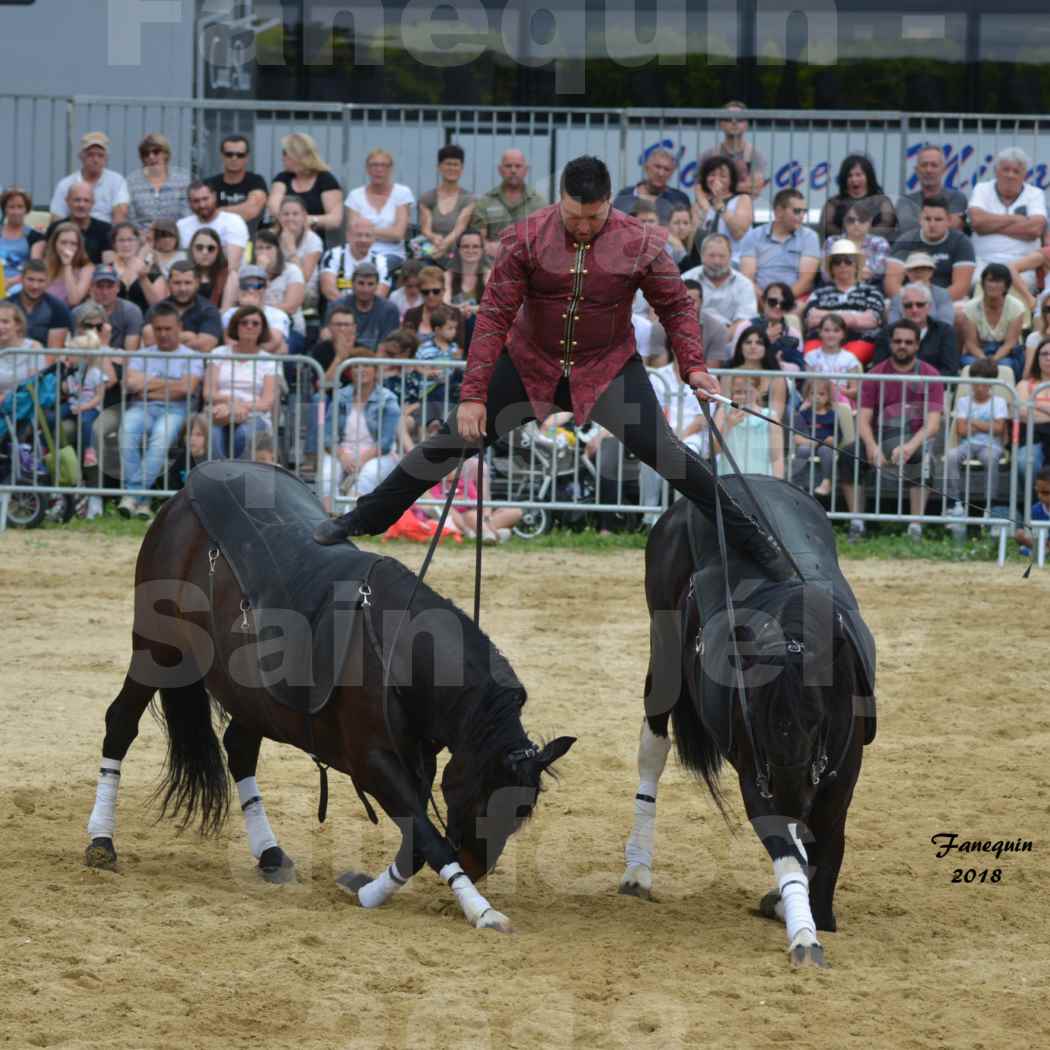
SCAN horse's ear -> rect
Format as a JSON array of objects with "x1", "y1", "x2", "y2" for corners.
[{"x1": 537, "y1": 736, "x2": 576, "y2": 771}]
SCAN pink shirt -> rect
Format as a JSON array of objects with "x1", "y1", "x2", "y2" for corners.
[{"x1": 861, "y1": 358, "x2": 944, "y2": 435}]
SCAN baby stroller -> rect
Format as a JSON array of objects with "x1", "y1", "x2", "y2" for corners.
[
  {"x1": 488, "y1": 419, "x2": 597, "y2": 539},
  {"x1": 0, "y1": 369, "x2": 80, "y2": 528}
]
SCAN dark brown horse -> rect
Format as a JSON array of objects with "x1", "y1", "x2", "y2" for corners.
[
  {"x1": 84, "y1": 463, "x2": 573, "y2": 931},
  {"x1": 619, "y1": 481, "x2": 876, "y2": 967}
]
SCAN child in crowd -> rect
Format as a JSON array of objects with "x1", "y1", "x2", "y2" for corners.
[
  {"x1": 422, "y1": 455, "x2": 521, "y2": 543},
  {"x1": 1014, "y1": 468, "x2": 1050, "y2": 555},
  {"x1": 714, "y1": 374, "x2": 784, "y2": 478},
  {"x1": 946, "y1": 357, "x2": 1009, "y2": 508},
  {"x1": 408, "y1": 307, "x2": 461, "y2": 423},
  {"x1": 803, "y1": 314, "x2": 863, "y2": 407},
  {"x1": 61, "y1": 332, "x2": 114, "y2": 469},
  {"x1": 791, "y1": 377, "x2": 842, "y2": 496}
]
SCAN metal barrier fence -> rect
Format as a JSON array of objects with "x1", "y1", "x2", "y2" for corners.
[{"x1": 1022, "y1": 380, "x2": 1050, "y2": 567}]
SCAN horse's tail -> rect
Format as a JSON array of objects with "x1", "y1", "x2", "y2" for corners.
[
  {"x1": 152, "y1": 681, "x2": 230, "y2": 836},
  {"x1": 669, "y1": 697, "x2": 731, "y2": 822}
]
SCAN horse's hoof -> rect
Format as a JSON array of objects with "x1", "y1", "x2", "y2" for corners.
[
  {"x1": 475, "y1": 908, "x2": 513, "y2": 933},
  {"x1": 618, "y1": 865, "x2": 653, "y2": 901},
  {"x1": 84, "y1": 837, "x2": 117, "y2": 870},
  {"x1": 258, "y1": 847, "x2": 295, "y2": 884},
  {"x1": 759, "y1": 890, "x2": 782, "y2": 920},
  {"x1": 789, "y1": 943, "x2": 829, "y2": 969},
  {"x1": 335, "y1": 871, "x2": 373, "y2": 899}
]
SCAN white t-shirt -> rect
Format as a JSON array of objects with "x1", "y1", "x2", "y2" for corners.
[
  {"x1": 210, "y1": 344, "x2": 280, "y2": 405},
  {"x1": 221, "y1": 304, "x2": 291, "y2": 341},
  {"x1": 177, "y1": 211, "x2": 250, "y2": 252},
  {"x1": 804, "y1": 347, "x2": 862, "y2": 394},
  {"x1": 264, "y1": 262, "x2": 305, "y2": 334},
  {"x1": 345, "y1": 184, "x2": 416, "y2": 256},
  {"x1": 50, "y1": 169, "x2": 130, "y2": 223},
  {"x1": 968, "y1": 180, "x2": 1048, "y2": 266},
  {"x1": 632, "y1": 313, "x2": 653, "y2": 360},
  {"x1": 389, "y1": 284, "x2": 422, "y2": 319},
  {"x1": 648, "y1": 362, "x2": 703, "y2": 438},
  {"x1": 953, "y1": 393, "x2": 1008, "y2": 450},
  {"x1": 680, "y1": 267, "x2": 758, "y2": 325}
]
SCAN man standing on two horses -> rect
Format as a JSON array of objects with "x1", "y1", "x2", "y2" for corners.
[{"x1": 315, "y1": 155, "x2": 792, "y2": 581}]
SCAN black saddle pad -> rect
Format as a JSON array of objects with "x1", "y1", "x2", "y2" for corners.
[
  {"x1": 685, "y1": 476, "x2": 877, "y2": 754},
  {"x1": 186, "y1": 461, "x2": 382, "y2": 715}
]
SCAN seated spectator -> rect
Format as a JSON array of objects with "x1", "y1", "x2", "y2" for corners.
[
  {"x1": 801, "y1": 240, "x2": 884, "y2": 363},
  {"x1": 680, "y1": 233, "x2": 757, "y2": 335},
  {"x1": 402, "y1": 265, "x2": 465, "y2": 347},
  {"x1": 885, "y1": 252, "x2": 956, "y2": 327},
  {"x1": 87, "y1": 264, "x2": 143, "y2": 351},
  {"x1": 252, "y1": 231, "x2": 306, "y2": 353},
  {"x1": 885, "y1": 194, "x2": 975, "y2": 302},
  {"x1": 1015, "y1": 339, "x2": 1050, "y2": 479},
  {"x1": 221, "y1": 266, "x2": 288, "y2": 355},
  {"x1": 427, "y1": 456, "x2": 519, "y2": 542},
  {"x1": 945, "y1": 357, "x2": 1009, "y2": 509},
  {"x1": 267, "y1": 133, "x2": 344, "y2": 237},
  {"x1": 724, "y1": 324, "x2": 788, "y2": 418},
  {"x1": 0, "y1": 301, "x2": 46, "y2": 396},
  {"x1": 1014, "y1": 467, "x2": 1050, "y2": 554},
  {"x1": 377, "y1": 327, "x2": 420, "y2": 402},
  {"x1": 820, "y1": 154, "x2": 898, "y2": 244},
  {"x1": 750, "y1": 282, "x2": 804, "y2": 368},
  {"x1": 739, "y1": 189, "x2": 820, "y2": 298},
  {"x1": 612, "y1": 147, "x2": 690, "y2": 226},
  {"x1": 804, "y1": 314, "x2": 863, "y2": 407},
  {"x1": 345, "y1": 149, "x2": 415, "y2": 265},
  {"x1": 417, "y1": 145, "x2": 476, "y2": 260},
  {"x1": 307, "y1": 305, "x2": 358, "y2": 454},
  {"x1": 874, "y1": 282, "x2": 959, "y2": 375},
  {"x1": 50, "y1": 132, "x2": 130, "y2": 226},
  {"x1": 679, "y1": 280, "x2": 729, "y2": 365},
  {"x1": 791, "y1": 377, "x2": 851, "y2": 496},
  {"x1": 0, "y1": 187, "x2": 45, "y2": 296},
  {"x1": 844, "y1": 319, "x2": 944, "y2": 541},
  {"x1": 444, "y1": 231, "x2": 489, "y2": 317},
  {"x1": 894, "y1": 144, "x2": 968, "y2": 235},
  {"x1": 667, "y1": 205, "x2": 698, "y2": 269},
  {"x1": 177, "y1": 181, "x2": 249, "y2": 272},
  {"x1": 275, "y1": 195, "x2": 324, "y2": 311},
  {"x1": 6, "y1": 259, "x2": 71, "y2": 349},
  {"x1": 118, "y1": 302, "x2": 204, "y2": 520},
  {"x1": 104, "y1": 222, "x2": 168, "y2": 314},
  {"x1": 411, "y1": 307, "x2": 462, "y2": 421},
  {"x1": 690, "y1": 155, "x2": 753, "y2": 265},
  {"x1": 144, "y1": 219, "x2": 186, "y2": 279},
  {"x1": 471, "y1": 150, "x2": 546, "y2": 257},
  {"x1": 59, "y1": 327, "x2": 114, "y2": 468},
  {"x1": 713, "y1": 374, "x2": 784, "y2": 478},
  {"x1": 1023, "y1": 297, "x2": 1050, "y2": 378},
  {"x1": 42, "y1": 222, "x2": 93, "y2": 307},
  {"x1": 959, "y1": 263, "x2": 1026, "y2": 379},
  {"x1": 629, "y1": 199, "x2": 660, "y2": 228},
  {"x1": 203, "y1": 305, "x2": 280, "y2": 460},
  {"x1": 187, "y1": 227, "x2": 232, "y2": 310},
  {"x1": 37, "y1": 182, "x2": 112, "y2": 265},
  {"x1": 389, "y1": 259, "x2": 424, "y2": 320},
  {"x1": 699, "y1": 101, "x2": 768, "y2": 195},
  {"x1": 126, "y1": 133, "x2": 191, "y2": 230},
  {"x1": 320, "y1": 216, "x2": 392, "y2": 304},
  {"x1": 968, "y1": 147, "x2": 1048, "y2": 294},
  {"x1": 327, "y1": 263, "x2": 400, "y2": 350},
  {"x1": 204, "y1": 135, "x2": 268, "y2": 235},
  {"x1": 820, "y1": 198, "x2": 889, "y2": 287},
  {"x1": 144, "y1": 260, "x2": 223, "y2": 353}
]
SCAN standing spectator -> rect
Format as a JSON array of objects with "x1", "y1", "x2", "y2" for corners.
[
  {"x1": 751, "y1": 282, "x2": 804, "y2": 368},
  {"x1": 612, "y1": 147, "x2": 690, "y2": 225},
  {"x1": 402, "y1": 264, "x2": 466, "y2": 347},
  {"x1": 846, "y1": 318, "x2": 944, "y2": 541},
  {"x1": 204, "y1": 134, "x2": 268, "y2": 234},
  {"x1": 804, "y1": 314, "x2": 863, "y2": 406},
  {"x1": 276, "y1": 195, "x2": 323, "y2": 311},
  {"x1": 820, "y1": 154, "x2": 898, "y2": 244},
  {"x1": 724, "y1": 324, "x2": 788, "y2": 418},
  {"x1": 126, "y1": 133, "x2": 191, "y2": 230},
  {"x1": 345, "y1": 149, "x2": 415, "y2": 266},
  {"x1": 801, "y1": 240, "x2": 884, "y2": 362},
  {"x1": 945, "y1": 357, "x2": 1009, "y2": 509},
  {"x1": 1016, "y1": 339, "x2": 1050, "y2": 478},
  {"x1": 699, "y1": 101, "x2": 768, "y2": 195},
  {"x1": 389, "y1": 259, "x2": 424, "y2": 320},
  {"x1": 874, "y1": 282, "x2": 959, "y2": 375},
  {"x1": 895, "y1": 145, "x2": 969, "y2": 235},
  {"x1": 791, "y1": 378, "x2": 849, "y2": 497},
  {"x1": 177, "y1": 181, "x2": 249, "y2": 272},
  {"x1": 0, "y1": 302, "x2": 46, "y2": 395},
  {"x1": 471, "y1": 149, "x2": 546, "y2": 257},
  {"x1": 49, "y1": 132, "x2": 129, "y2": 226},
  {"x1": 885, "y1": 194, "x2": 975, "y2": 302},
  {"x1": 104, "y1": 222, "x2": 168, "y2": 314},
  {"x1": 249, "y1": 232, "x2": 305, "y2": 352},
  {"x1": 118, "y1": 302, "x2": 204, "y2": 519},
  {"x1": 87, "y1": 264, "x2": 143, "y2": 351},
  {"x1": 221, "y1": 266, "x2": 289, "y2": 355},
  {"x1": 6, "y1": 259, "x2": 70, "y2": 348},
  {"x1": 820, "y1": 198, "x2": 889, "y2": 286},
  {"x1": 203, "y1": 304, "x2": 280, "y2": 459},
  {"x1": 690, "y1": 156, "x2": 753, "y2": 265},
  {"x1": 885, "y1": 252, "x2": 955, "y2": 327},
  {"x1": 417, "y1": 145, "x2": 476, "y2": 259},
  {"x1": 739, "y1": 189, "x2": 820, "y2": 296},
  {"x1": 187, "y1": 227, "x2": 233, "y2": 309},
  {"x1": 146, "y1": 260, "x2": 223, "y2": 353},
  {"x1": 267, "y1": 133, "x2": 344, "y2": 237},
  {"x1": 42, "y1": 222, "x2": 93, "y2": 307},
  {"x1": 37, "y1": 183, "x2": 112, "y2": 264},
  {"x1": 680, "y1": 233, "x2": 756, "y2": 333},
  {"x1": 959, "y1": 263, "x2": 1026, "y2": 378},
  {"x1": 327, "y1": 263, "x2": 400, "y2": 350},
  {"x1": 320, "y1": 216, "x2": 392, "y2": 304},
  {"x1": 0, "y1": 187, "x2": 45, "y2": 296},
  {"x1": 968, "y1": 147, "x2": 1048, "y2": 294},
  {"x1": 444, "y1": 230, "x2": 489, "y2": 317}
]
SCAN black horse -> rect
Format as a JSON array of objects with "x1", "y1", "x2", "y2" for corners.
[
  {"x1": 619, "y1": 479, "x2": 876, "y2": 967},
  {"x1": 84, "y1": 462, "x2": 574, "y2": 932}
]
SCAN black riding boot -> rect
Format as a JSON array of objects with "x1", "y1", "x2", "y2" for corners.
[{"x1": 314, "y1": 508, "x2": 367, "y2": 545}]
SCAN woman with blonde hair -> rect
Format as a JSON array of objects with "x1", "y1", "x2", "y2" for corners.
[
  {"x1": 43, "y1": 222, "x2": 93, "y2": 305},
  {"x1": 346, "y1": 148, "x2": 415, "y2": 264},
  {"x1": 266, "y1": 133, "x2": 343, "y2": 235},
  {"x1": 126, "y1": 132, "x2": 191, "y2": 229}
]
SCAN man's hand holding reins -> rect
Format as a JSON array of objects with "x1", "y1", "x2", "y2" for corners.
[
  {"x1": 457, "y1": 400, "x2": 488, "y2": 444},
  {"x1": 688, "y1": 369, "x2": 722, "y2": 402}
]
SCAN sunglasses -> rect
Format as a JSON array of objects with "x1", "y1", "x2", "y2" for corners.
[
  {"x1": 142, "y1": 147, "x2": 165, "y2": 157},
  {"x1": 240, "y1": 280, "x2": 266, "y2": 290},
  {"x1": 193, "y1": 243, "x2": 218, "y2": 252},
  {"x1": 421, "y1": 287, "x2": 443, "y2": 295},
  {"x1": 902, "y1": 301, "x2": 927, "y2": 309},
  {"x1": 790, "y1": 207, "x2": 807, "y2": 215},
  {"x1": 830, "y1": 257, "x2": 855, "y2": 266},
  {"x1": 80, "y1": 321, "x2": 105, "y2": 331},
  {"x1": 223, "y1": 150, "x2": 248, "y2": 159},
  {"x1": 765, "y1": 297, "x2": 784, "y2": 307}
]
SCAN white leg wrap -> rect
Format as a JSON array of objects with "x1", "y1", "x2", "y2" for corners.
[
  {"x1": 357, "y1": 862, "x2": 409, "y2": 909},
  {"x1": 440, "y1": 862, "x2": 493, "y2": 926},
  {"x1": 236, "y1": 777, "x2": 278, "y2": 859},
  {"x1": 774, "y1": 857, "x2": 819, "y2": 950},
  {"x1": 87, "y1": 759, "x2": 122, "y2": 839},
  {"x1": 624, "y1": 722, "x2": 671, "y2": 870}
]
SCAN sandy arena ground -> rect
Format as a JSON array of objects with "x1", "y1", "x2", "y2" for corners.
[{"x1": 1, "y1": 530, "x2": 1048, "y2": 1050}]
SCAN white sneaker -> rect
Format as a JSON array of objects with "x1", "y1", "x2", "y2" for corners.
[
  {"x1": 117, "y1": 495, "x2": 137, "y2": 518},
  {"x1": 907, "y1": 522, "x2": 923, "y2": 541},
  {"x1": 86, "y1": 496, "x2": 104, "y2": 520},
  {"x1": 496, "y1": 528, "x2": 512, "y2": 543},
  {"x1": 134, "y1": 498, "x2": 153, "y2": 522},
  {"x1": 848, "y1": 519, "x2": 865, "y2": 543}
]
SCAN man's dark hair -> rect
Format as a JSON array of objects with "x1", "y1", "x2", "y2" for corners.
[
  {"x1": 683, "y1": 279, "x2": 702, "y2": 295},
  {"x1": 187, "y1": 179, "x2": 214, "y2": 198},
  {"x1": 888, "y1": 318, "x2": 921, "y2": 342},
  {"x1": 921, "y1": 193, "x2": 950, "y2": 213},
  {"x1": 773, "y1": 188, "x2": 804, "y2": 211},
  {"x1": 169, "y1": 259, "x2": 197, "y2": 276},
  {"x1": 437, "y1": 144, "x2": 464, "y2": 164},
  {"x1": 148, "y1": 301, "x2": 181, "y2": 324},
  {"x1": 221, "y1": 134, "x2": 250, "y2": 153},
  {"x1": 560, "y1": 156, "x2": 611, "y2": 203},
  {"x1": 23, "y1": 258, "x2": 47, "y2": 277}
]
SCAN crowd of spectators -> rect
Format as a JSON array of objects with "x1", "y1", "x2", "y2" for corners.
[{"x1": 2, "y1": 117, "x2": 1049, "y2": 544}]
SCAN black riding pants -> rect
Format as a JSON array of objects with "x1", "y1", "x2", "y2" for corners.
[{"x1": 352, "y1": 353, "x2": 763, "y2": 541}]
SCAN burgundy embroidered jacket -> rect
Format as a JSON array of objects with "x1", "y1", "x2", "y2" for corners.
[{"x1": 460, "y1": 203, "x2": 706, "y2": 422}]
